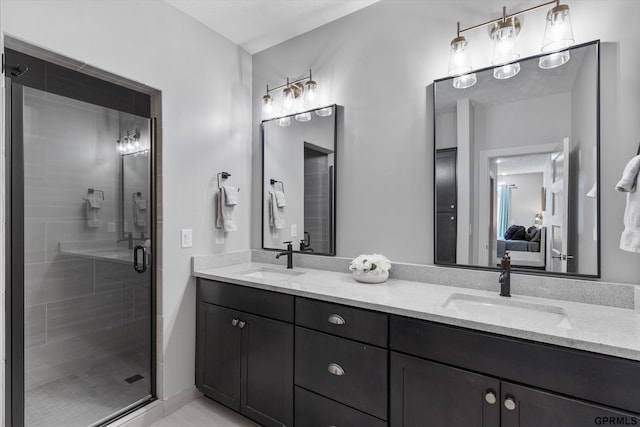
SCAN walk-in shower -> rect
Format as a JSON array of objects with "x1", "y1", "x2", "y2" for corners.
[{"x1": 5, "y1": 48, "x2": 156, "y2": 426}]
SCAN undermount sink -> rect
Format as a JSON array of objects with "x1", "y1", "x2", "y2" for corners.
[
  {"x1": 442, "y1": 293, "x2": 573, "y2": 330},
  {"x1": 236, "y1": 267, "x2": 305, "y2": 280}
]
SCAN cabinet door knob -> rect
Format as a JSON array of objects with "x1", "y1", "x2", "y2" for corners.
[
  {"x1": 238, "y1": 321, "x2": 246, "y2": 329},
  {"x1": 450, "y1": 204, "x2": 455, "y2": 209},
  {"x1": 504, "y1": 397, "x2": 516, "y2": 411},
  {"x1": 327, "y1": 314, "x2": 345, "y2": 325},
  {"x1": 450, "y1": 216, "x2": 455, "y2": 221},
  {"x1": 327, "y1": 363, "x2": 345, "y2": 376},
  {"x1": 231, "y1": 319, "x2": 238, "y2": 326},
  {"x1": 484, "y1": 391, "x2": 497, "y2": 405}
]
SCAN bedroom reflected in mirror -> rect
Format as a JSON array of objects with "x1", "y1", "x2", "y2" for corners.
[{"x1": 434, "y1": 41, "x2": 600, "y2": 278}]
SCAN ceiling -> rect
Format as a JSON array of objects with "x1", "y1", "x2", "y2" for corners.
[{"x1": 165, "y1": 0, "x2": 380, "y2": 54}]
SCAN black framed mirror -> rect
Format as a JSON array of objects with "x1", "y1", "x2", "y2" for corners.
[
  {"x1": 262, "y1": 105, "x2": 337, "y2": 255},
  {"x1": 434, "y1": 41, "x2": 600, "y2": 278}
]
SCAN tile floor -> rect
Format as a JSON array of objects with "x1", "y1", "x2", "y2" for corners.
[
  {"x1": 25, "y1": 352, "x2": 150, "y2": 427},
  {"x1": 148, "y1": 397, "x2": 259, "y2": 427}
]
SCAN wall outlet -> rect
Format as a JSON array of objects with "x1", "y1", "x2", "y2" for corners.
[
  {"x1": 107, "y1": 222, "x2": 116, "y2": 233},
  {"x1": 291, "y1": 224, "x2": 297, "y2": 237},
  {"x1": 181, "y1": 229, "x2": 193, "y2": 248}
]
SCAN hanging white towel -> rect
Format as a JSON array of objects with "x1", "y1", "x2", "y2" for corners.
[
  {"x1": 616, "y1": 154, "x2": 640, "y2": 253},
  {"x1": 269, "y1": 191, "x2": 285, "y2": 229},
  {"x1": 85, "y1": 196, "x2": 102, "y2": 228},
  {"x1": 216, "y1": 189, "x2": 238, "y2": 232},
  {"x1": 223, "y1": 186, "x2": 239, "y2": 206},
  {"x1": 134, "y1": 197, "x2": 148, "y2": 227},
  {"x1": 274, "y1": 190, "x2": 286, "y2": 208}
]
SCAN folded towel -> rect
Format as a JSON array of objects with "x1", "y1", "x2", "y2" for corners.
[
  {"x1": 269, "y1": 192, "x2": 285, "y2": 229},
  {"x1": 135, "y1": 199, "x2": 147, "y2": 210},
  {"x1": 274, "y1": 190, "x2": 286, "y2": 208},
  {"x1": 216, "y1": 189, "x2": 237, "y2": 232},
  {"x1": 616, "y1": 154, "x2": 640, "y2": 253},
  {"x1": 85, "y1": 196, "x2": 102, "y2": 228},
  {"x1": 223, "y1": 186, "x2": 238, "y2": 206}
]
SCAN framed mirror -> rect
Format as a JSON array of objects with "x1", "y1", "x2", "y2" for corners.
[
  {"x1": 434, "y1": 41, "x2": 599, "y2": 277},
  {"x1": 262, "y1": 105, "x2": 337, "y2": 255}
]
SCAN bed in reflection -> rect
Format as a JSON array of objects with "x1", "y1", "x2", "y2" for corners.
[{"x1": 496, "y1": 226, "x2": 546, "y2": 268}]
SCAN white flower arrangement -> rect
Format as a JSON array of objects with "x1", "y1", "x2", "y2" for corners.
[{"x1": 349, "y1": 254, "x2": 392, "y2": 273}]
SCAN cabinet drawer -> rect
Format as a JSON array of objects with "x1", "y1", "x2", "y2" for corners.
[
  {"x1": 295, "y1": 327, "x2": 388, "y2": 420},
  {"x1": 295, "y1": 386, "x2": 387, "y2": 427},
  {"x1": 296, "y1": 297, "x2": 388, "y2": 347},
  {"x1": 198, "y1": 279, "x2": 293, "y2": 322}
]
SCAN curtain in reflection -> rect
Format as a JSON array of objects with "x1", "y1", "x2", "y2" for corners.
[{"x1": 497, "y1": 184, "x2": 510, "y2": 238}]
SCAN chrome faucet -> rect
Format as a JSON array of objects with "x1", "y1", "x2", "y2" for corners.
[
  {"x1": 276, "y1": 241, "x2": 294, "y2": 269},
  {"x1": 499, "y1": 252, "x2": 511, "y2": 297}
]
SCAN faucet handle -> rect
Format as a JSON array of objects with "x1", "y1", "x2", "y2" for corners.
[{"x1": 282, "y1": 241, "x2": 292, "y2": 244}]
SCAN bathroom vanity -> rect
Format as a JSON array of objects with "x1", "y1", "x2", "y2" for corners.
[{"x1": 193, "y1": 259, "x2": 640, "y2": 427}]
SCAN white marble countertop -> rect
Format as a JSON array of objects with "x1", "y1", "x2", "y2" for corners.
[{"x1": 193, "y1": 262, "x2": 640, "y2": 362}]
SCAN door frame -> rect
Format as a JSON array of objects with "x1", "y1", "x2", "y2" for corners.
[{"x1": 4, "y1": 48, "x2": 157, "y2": 427}]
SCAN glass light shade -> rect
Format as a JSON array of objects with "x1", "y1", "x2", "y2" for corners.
[
  {"x1": 541, "y1": 4, "x2": 574, "y2": 52},
  {"x1": 278, "y1": 117, "x2": 291, "y2": 127},
  {"x1": 315, "y1": 107, "x2": 333, "y2": 117},
  {"x1": 295, "y1": 112, "x2": 311, "y2": 122},
  {"x1": 493, "y1": 62, "x2": 521, "y2": 80},
  {"x1": 281, "y1": 87, "x2": 294, "y2": 113},
  {"x1": 448, "y1": 36, "x2": 473, "y2": 76},
  {"x1": 303, "y1": 80, "x2": 317, "y2": 107},
  {"x1": 539, "y1": 50, "x2": 571, "y2": 69},
  {"x1": 492, "y1": 20, "x2": 519, "y2": 65},
  {"x1": 262, "y1": 94, "x2": 273, "y2": 116},
  {"x1": 453, "y1": 73, "x2": 477, "y2": 89}
]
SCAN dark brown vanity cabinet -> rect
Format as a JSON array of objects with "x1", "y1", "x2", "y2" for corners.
[
  {"x1": 390, "y1": 316, "x2": 640, "y2": 427},
  {"x1": 294, "y1": 298, "x2": 389, "y2": 425},
  {"x1": 196, "y1": 279, "x2": 294, "y2": 427}
]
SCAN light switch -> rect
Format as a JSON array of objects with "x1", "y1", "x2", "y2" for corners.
[
  {"x1": 181, "y1": 229, "x2": 193, "y2": 248},
  {"x1": 291, "y1": 224, "x2": 297, "y2": 237}
]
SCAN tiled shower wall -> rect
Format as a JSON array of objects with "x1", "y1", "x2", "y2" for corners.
[
  {"x1": 304, "y1": 149, "x2": 331, "y2": 254},
  {"x1": 23, "y1": 87, "x2": 149, "y2": 390}
]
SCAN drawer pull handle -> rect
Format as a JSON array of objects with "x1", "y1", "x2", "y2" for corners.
[
  {"x1": 238, "y1": 321, "x2": 246, "y2": 329},
  {"x1": 485, "y1": 390, "x2": 497, "y2": 405},
  {"x1": 231, "y1": 319, "x2": 238, "y2": 326},
  {"x1": 327, "y1": 363, "x2": 345, "y2": 376},
  {"x1": 504, "y1": 397, "x2": 516, "y2": 411},
  {"x1": 327, "y1": 314, "x2": 345, "y2": 325}
]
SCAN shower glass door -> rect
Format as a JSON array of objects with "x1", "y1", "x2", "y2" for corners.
[{"x1": 7, "y1": 50, "x2": 154, "y2": 427}]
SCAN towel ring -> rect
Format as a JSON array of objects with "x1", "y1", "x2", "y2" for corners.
[
  {"x1": 217, "y1": 172, "x2": 240, "y2": 191},
  {"x1": 83, "y1": 188, "x2": 104, "y2": 201},
  {"x1": 270, "y1": 179, "x2": 285, "y2": 193}
]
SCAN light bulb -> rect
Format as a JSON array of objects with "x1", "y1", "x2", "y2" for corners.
[
  {"x1": 303, "y1": 80, "x2": 317, "y2": 108},
  {"x1": 448, "y1": 36, "x2": 473, "y2": 77},
  {"x1": 315, "y1": 107, "x2": 333, "y2": 117},
  {"x1": 262, "y1": 93, "x2": 273, "y2": 116},
  {"x1": 282, "y1": 87, "x2": 294, "y2": 113},
  {"x1": 493, "y1": 62, "x2": 521, "y2": 80},
  {"x1": 539, "y1": 51, "x2": 571, "y2": 69},
  {"x1": 492, "y1": 20, "x2": 519, "y2": 66},
  {"x1": 453, "y1": 73, "x2": 477, "y2": 89}
]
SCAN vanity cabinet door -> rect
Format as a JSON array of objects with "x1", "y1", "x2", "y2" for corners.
[
  {"x1": 501, "y1": 382, "x2": 639, "y2": 427},
  {"x1": 240, "y1": 312, "x2": 293, "y2": 427},
  {"x1": 196, "y1": 303, "x2": 242, "y2": 410},
  {"x1": 390, "y1": 352, "x2": 500, "y2": 427}
]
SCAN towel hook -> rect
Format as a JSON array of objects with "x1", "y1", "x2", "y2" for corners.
[
  {"x1": 270, "y1": 179, "x2": 285, "y2": 193},
  {"x1": 217, "y1": 172, "x2": 240, "y2": 191}
]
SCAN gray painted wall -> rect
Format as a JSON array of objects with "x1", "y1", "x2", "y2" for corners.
[{"x1": 252, "y1": 0, "x2": 640, "y2": 285}]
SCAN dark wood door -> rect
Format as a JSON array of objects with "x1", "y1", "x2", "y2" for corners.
[
  {"x1": 436, "y1": 212, "x2": 457, "y2": 263},
  {"x1": 241, "y1": 312, "x2": 294, "y2": 427},
  {"x1": 196, "y1": 303, "x2": 242, "y2": 410},
  {"x1": 501, "y1": 382, "x2": 639, "y2": 427},
  {"x1": 436, "y1": 148, "x2": 457, "y2": 212},
  {"x1": 390, "y1": 352, "x2": 500, "y2": 427}
]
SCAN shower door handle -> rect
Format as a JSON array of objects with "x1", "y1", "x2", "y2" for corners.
[{"x1": 134, "y1": 245, "x2": 147, "y2": 273}]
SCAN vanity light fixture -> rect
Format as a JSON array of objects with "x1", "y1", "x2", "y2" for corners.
[
  {"x1": 117, "y1": 130, "x2": 147, "y2": 156},
  {"x1": 448, "y1": 0, "x2": 575, "y2": 87},
  {"x1": 261, "y1": 70, "x2": 319, "y2": 119}
]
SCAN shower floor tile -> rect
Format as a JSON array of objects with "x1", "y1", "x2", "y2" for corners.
[{"x1": 25, "y1": 352, "x2": 150, "y2": 427}]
